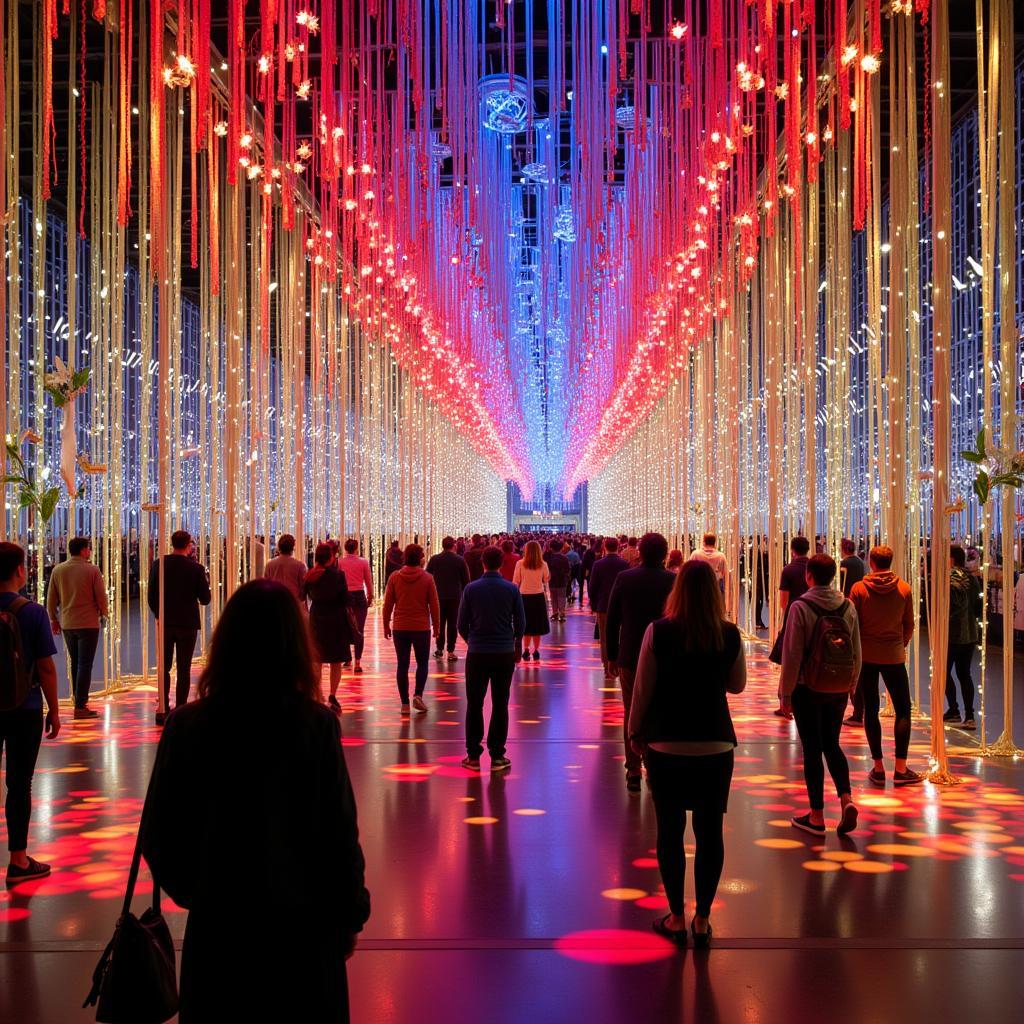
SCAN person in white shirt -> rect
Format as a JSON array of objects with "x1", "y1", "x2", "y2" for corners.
[
  {"x1": 513, "y1": 541, "x2": 551, "y2": 661},
  {"x1": 689, "y1": 533, "x2": 729, "y2": 608}
]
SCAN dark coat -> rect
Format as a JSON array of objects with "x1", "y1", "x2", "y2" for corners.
[
  {"x1": 605, "y1": 565, "x2": 676, "y2": 671},
  {"x1": 303, "y1": 564, "x2": 352, "y2": 663},
  {"x1": 147, "y1": 555, "x2": 211, "y2": 629},
  {"x1": 588, "y1": 553, "x2": 629, "y2": 613},
  {"x1": 143, "y1": 696, "x2": 370, "y2": 1022}
]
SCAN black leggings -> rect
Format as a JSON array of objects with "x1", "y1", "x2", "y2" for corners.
[
  {"x1": 0, "y1": 706, "x2": 44, "y2": 852},
  {"x1": 859, "y1": 662, "x2": 912, "y2": 760},
  {"x1": 791, "y1": 687, "x2": 851, "y2": 811},
  {"x1": 646, "y1": 750, "x2": 730, "y2": 918}
]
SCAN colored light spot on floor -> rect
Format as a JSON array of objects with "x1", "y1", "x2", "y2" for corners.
[
  {"x1": 718, "y1": 878, "x2": 758, "y2": 894},
  {"x1": 0, "y1": 908, "x2": 31, "y2": 922},
  {"x1": 578, "y1": 743, "x2": 599, "y2": 749},
  {"x1": 952, "y1": 821, "x2": 1006, "y2": 832},
  {"x1": 767, "y1": 819, "x2": 793, "y2": 828},
  {"x1": 513, "y1": 808, "x2": 546, "y2": 816},
  {"x1": 464, "y1": 817, "x2": 499, "y2": 826},
  {"x1": 517, "y1": 719, "x2": 542, "y2": 725},
  {"x1": 819, "y1": 851, "x2": 864, "y2": 863},
  {"x1": 52, "y1": 766, "x2": 88, "y2": 774},
  {"x1": 383, "y1": 765, "x2": 438, "y2": 776},
  {"x1": 601, "y1": 888, "x2": 648, "y2": 901},
  {"x1": 555, "y1": 929, "x2": 675, "y2": 965},
  {"x1": 867, "y1": 844, "x2": 938, "y2": 858},
  {"x1": 858, "y1": 795, "x2": 905, "y2": 809},
  {"x1": 632, "y1": 857, "x2": 659, "y2": 869},
  {"x1": 802, "y1": 860, "x2": 842, "y2": 872},
  {"x1": 634, "y1": 895, "x2": 670, "y2": 910},
  {"x1": 599, "y1": 687, "x2": 619, "y2": 693},
  {"x1": 842, "y1": 860, "x2": 894, "y2": 874},
  {"x1": 456, "y1": 797, "x2": 476, "y2": 803},
  {"x1": 755, "y1": 839, "x2": 804, "y2": 850}
]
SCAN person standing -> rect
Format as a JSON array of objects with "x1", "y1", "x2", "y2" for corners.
[
  {"x1": 143, "y1": 579, "x2": 370, "y2": 1022},
  {"x1": 382, "y1": 544, "x2": 441, "y2": 715},
  {"x1": 839, "y1": 538, "x2": 866, "y2": 597},
  {"x1": 628, "y1": 560, "x2": 746, "y2": 948},
  {"x1": 339, "y1": 539, "x2": 374, "y2": 674},
  {"x1": 545, "y1": 540, "x2": 571, "y2": 623},
  {"x1": 581, "y1": 538, "x2": 601, "y2": 606},
  {"x1": 606, "y1": 533, "x2": 675, "y2": 792},
  {"x1": 458, "y1": 546, "x2": 525, "y2": 773},
  {"x1": 302, "y1": 543, "x2": 352, "y2": 712},
  {"x1": 849, "y1": 546, "x2": 922, "y2": 786},
  {"x1": 513, "y1": 540, "x2": 550, "y2": 660},
  {"x1": 148, "y1": 530, "x2": 212, "y2": 726},
  {"x1": 588, "y1": 537, "x2": 629, "y2": 677},
  {"x1": 565, "y1": 542, "x2": 581, "y2": 603},
  {"x1": 427, "y1": 536, "x2": 470, "y2": 662},
  {"x1": 1, "y1": 543, "x2": 61, "y2": 885},
  {"x1": 666, "y1": 549, "x2": 684, "y2": 574},
  {"x1": 499, "y1": 539, "x2": 520, "y2": 582},
  {"x1": 779, "y1": 554, "x2": 861, "y2": 836},
  {"x1": 264, "y1": 533, "x2": 308, "y2": 604},
  {"x1": 751, "y1": 537, "x2": 770, "y2": 630},
  {"x1": 945, "y1": 544, "x2": 982, "y2": 730},
  {"x1": 46, "y1": 536, "x2": 108, "y2": 720},
  {"x1": 384, "y1": 540, "x2": 403, "y2": 583},
  {"x1": 689, "y1": 533, "x2": 730, "y2": 603}
]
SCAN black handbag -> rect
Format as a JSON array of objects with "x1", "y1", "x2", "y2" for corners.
[{"x1": 84, "y1": 780, "x2": 178, "y2": 1023}]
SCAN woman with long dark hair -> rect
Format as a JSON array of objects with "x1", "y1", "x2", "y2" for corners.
[
  {"x1": 142, "y1": 579, "x2": 370, "y2": 1022},
  {"x1": 302, "y1": 541, "x2": 352, "y2": 711},
  {"x1": 628, "y1": 560, "x2": 746, "y2": 949}
]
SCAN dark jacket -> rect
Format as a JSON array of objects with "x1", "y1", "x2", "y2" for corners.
[
  {"x1": 144, "y1": 696, "x2": 369, "y2": 1021},
  {"x1": 457, "y1": 571, "x2": 526, "y2": 654},
  {"x1": 840, "y1": 555, "x2": 866, "y2": 597},
  {"x1": 464, "y1": 544, "x2": 486, "y2": 581},
  {"x1": 147, "y1": 554, "x2": 211, "y2": 629},
  {"x1": 949, "y1": 567, "x2": 981, "y2": 645},
  {"x1": 605, "y1": 564, "x2": 676, "y2": 671},
  {"x1": 545, "y1": 552, "x2": 572, "y2": 589},
  {"x1": 426, "y1": 550, "x2": 471, "y2": 601},
  {"x1": 588, "y1": 553, "x2": 629, "y2": 613}
]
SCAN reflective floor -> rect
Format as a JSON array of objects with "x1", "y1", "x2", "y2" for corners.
[{"x1": 3, "y1": 607, "x2": 1024, "y2": 1022}]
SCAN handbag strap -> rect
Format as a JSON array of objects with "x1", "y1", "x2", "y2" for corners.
[{"x1": 121, "y1": 753, "x2": 162, "y2": 917}]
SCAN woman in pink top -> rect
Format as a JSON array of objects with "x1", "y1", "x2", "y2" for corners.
[
  {"x1": 513, "y1": 540, "x2": 550, "y2": 660},
  {"x1": 339, "y1": 539, "x2": 374, "y2": 673}
]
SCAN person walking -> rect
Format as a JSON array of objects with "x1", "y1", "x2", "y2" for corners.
[
  {"x1": 779, "y1": 554, "x2": 861, "y2": 837},
  {"x1": 769, "y1": 535, "x2": 812, "y2": 717},
  {"x1": 588, "y1": 537, "x2": 629, "y2": 676},
  {"x1": 142, "y1": 579, "x2": 370, "y2": 1022},
  {"x1": 1, "y1": 542, "x2": 61, "y2": 885},
  {"x1": 622, "y1": 536, "x2": 641, "y2": 568},
  {"x1": 606, "y1": 533, "x2": 675, "y2": 792},
  {"x1": 628, "y1": 560, "x2": 746, "y2": 948},
  {"x1": 498, "y1": 539, "x2": 520, "y2": 582},
  {"x1": 457, "y1": 545, "x2": 526, "y2": 773},
  {"x1": 945, "y1": 544, "x2": 982, "y2": 729},
  {"x1": 565, "y1": 542, "x2": 581, "y2": 603},
  {"x1": 264, "y1": 533, "x2": 308, "y2": 604},
  {"x1": 689, "y1": 532, "x2": 730, "y2": 602},
  {"x1": 581, "y1": 538, "x2": 601, "y2": 607},
  {"x1": 751, "y1": 537, "x2": 770, "y2": 630},
  {"x1": 46, "y1": 535, "x2": 108, "y2": 720},
  {"x1": 427, "y1": 536, "x2": 470, "y2": 662},
  {"x1": 382, "y1": 544, "x2": 441, "y2": 714},
  {"x1": 545, "y1": 539, "x2": 571, "y2": 622},
  {"x1": 513, "y1": 540, "x2": 550, "y2": 661},
  {"x1": 302, "y1": 543, "x2": 352, "y2": 712},
  {"x1": 666, "y1": 549, "x2": 684, "y2": 574},
  {"x1": 384, "y1": 540, "x2": 403, "y2": 582},
  {"x1": 849, "y1": 546, "x2": 922, "y2": 786},
  {"x1": 147, "y1": 530, "x2": 212, "y2": 726},
  {"x1": 464, "y1": 535, "x2": 487, "y2": 582},
  {"x1": 337, "y1": 539, "x2": 374, "y2": 674}
]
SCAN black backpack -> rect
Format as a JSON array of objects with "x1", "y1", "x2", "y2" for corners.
[
  {"x1": 0, "y1": 596, "x2": 34, "y2": 711},
  {"x1": 799, "y1": 598, "x2": 858, "y2": 694}
]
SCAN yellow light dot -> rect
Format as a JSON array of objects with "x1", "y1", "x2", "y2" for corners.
[
  {"x1": 513, "y1": 808, "x2": 546, "y2": 816},
  {"x1": 842, "y1": 860, "x2": 894, "y2": 874},
  {"x1": 754, "y1": 839, "x2": 804, "y2": 850},
  {"x1": 464, "y1": 817, "x2": 499, "y2": 826},
  {"x1": 819, "y1": 851, "x2": 863, "y2": 863},
  {"x1": 601, "y1": 888, "x2": 648, "y2": 901},
  {"x1": 802, "y1": 860, "x2": 842, "y2": 872}
]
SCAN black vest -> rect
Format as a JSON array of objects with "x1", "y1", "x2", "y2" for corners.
[{"x1": 641, "y1": 618, "x2": 740, "y2": 746}]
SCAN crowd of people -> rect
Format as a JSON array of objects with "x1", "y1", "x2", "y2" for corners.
[{"x1": 0, "y1": 524, "x2": 999, "y2": 1018}]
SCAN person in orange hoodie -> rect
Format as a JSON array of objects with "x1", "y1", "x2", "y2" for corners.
[
  {"x1": 382, "y1": 544, "x2": 441, "y2": 716},
  {"x1": 849, "y1": 545, "x2": 923, "y2": 787}
]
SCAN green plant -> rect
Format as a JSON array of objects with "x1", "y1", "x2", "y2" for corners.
[
  {"x1": 2, "y1": 439, "x2": 63, "y2": 523},
  {"x1": 43, "y1": 358, "x2": 90, "y2": 409},
  {"x1": 961, "y1": 428, "x2": 1024, "y2": 505}
]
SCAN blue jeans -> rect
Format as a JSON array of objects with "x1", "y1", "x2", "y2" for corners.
[
  {"x1": 393, "y1": 630, "x2": 431, "y2": 703},
  {"x1": 63, "y1": 628, "x2": 100, "y2": 708}
]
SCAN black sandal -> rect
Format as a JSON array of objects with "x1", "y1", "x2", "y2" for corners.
[
  {"x1": 652, "y1": 914, "x2": 688, "y2": 948},
  {"x1": 690, "y1": 921, "x2": 712, "y2": 949}
]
